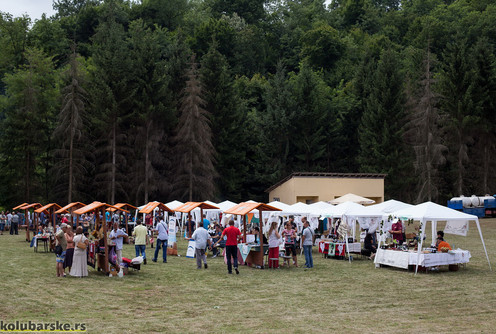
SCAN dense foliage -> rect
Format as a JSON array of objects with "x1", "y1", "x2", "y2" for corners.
[{"x1": 0, "y1": 0, "x2": 495, "y2": 207}]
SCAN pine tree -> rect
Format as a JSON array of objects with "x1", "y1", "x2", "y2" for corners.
[
  {"x1": 405, "y1": 45, "x2": 446, "y2": 203},
  {"x1": 470, "y1": 37, "x2": 496, "y2": 194},
  {"x1": 89, "y1": 0, "x2": 133, "y2": 204},
  {"x1": 357, "y1": 48, "x2": 412, "y2": 199},
  {"x1": 172, "y1": 56, "x2": 216, "y2": 201},
  {"x1": 52, "y1": 44, "x2": 92, "y2": 203},
  {"x1": 437, "y1": 36, "x2": 479, "y2": 196},
  {"x1": 289, "y1": 61, "x2": 330, "y2": 171},
  {"x1": 200, "y1": 42, "x2": 247, "y2": 200},
  {"x1": 0, "y1": 48, "x2": 59, "y2": 205}
]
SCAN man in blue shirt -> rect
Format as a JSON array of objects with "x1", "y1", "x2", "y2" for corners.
[
  {"x1": 202, "y1": 214, "x2": 210, "y2": 230},
  {"x1": 152, "y1": 217, "x2": 168, "y2": 263}
]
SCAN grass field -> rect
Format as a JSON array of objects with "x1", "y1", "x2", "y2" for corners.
[{"x1": 0, "y1": 220, "x2": 495, "y2": 333}]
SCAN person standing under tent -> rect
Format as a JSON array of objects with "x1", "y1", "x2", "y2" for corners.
[
  {"x1": 133, "y1": 220, "x2": 148, "y2": 264},
  {"x1": 389, "y1": 219, "x2": 404, "y2": 245},
  {"x1": 190, "y1": 222, "x2": 212, "y2": 269},
  {"x1": 267, "y1": 221, "x2": 281, "y2": 269},
  {"x1": 110, "y1": 222, "x2": 128, "y2": 266},
  {"x1": 217, "y1": 219, "x2": 241, "y2": 274},
  {"x1": 152, "y1": 216, "x2": 168, "y2": 263}
]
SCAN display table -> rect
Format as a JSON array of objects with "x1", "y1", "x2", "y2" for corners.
[
  {"x1": 34, "y1": 236, "x2": 49, "y2": 253},
  {"x1": 319, "y1": 241, "x2": 361, "y2": 257},
  {"x1": 240, "y1": 243, "x2": 269, "y2": 268},
  {"x1": 374, "y1": 248, "x2": 471, "y2": 269}
]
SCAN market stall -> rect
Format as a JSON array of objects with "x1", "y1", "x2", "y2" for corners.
[
  {"x1": 18, "y1": 203, "x2": 42, "y2": 241},
  {"x1": 376, "y1": 201, "x2": 491, "y2": 274},
  {"x1": 108, "y1": 203, "x2": 137, "y2": 235},
  {"x1": 55, "y1": 202, "x2": 86, "y2": 227},
  {"x1": 73, "y1": 202, "x2": 129, "y2": 274},
  {"x1": 174, "y1": 202, "x2": 219, "y2": 238},
  {"x1": 223, "y1": 202, "x2": 281, "y2": 268}
]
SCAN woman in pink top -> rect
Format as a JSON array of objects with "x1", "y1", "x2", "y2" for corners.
[
  {"x1": 64, "y1": 225, "x2": 75, "y2": 272},
  {"x1": 282, "y1": 221, "x2": 298, "y2": 267}
]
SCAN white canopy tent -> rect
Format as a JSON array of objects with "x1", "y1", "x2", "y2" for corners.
[
  {"x1": 385, "y1": 201, "x2": 491, "y2": 274},
  {"x1": 165, "y1": 200, "x2": 184, "y2": 210},
  {"x1": 368, "y1": 199, "x2": 412, "y2": 214},
  {"x1": 330, "y1": 193, "x2": 376, "y2": 205}
]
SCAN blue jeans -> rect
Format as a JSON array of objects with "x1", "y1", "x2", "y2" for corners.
[
  {"x1": 135, "y1": 244, "x2": 146, "y2": 259},
  {"x1": 153, "y1": 239, "x2": 168, "y2": 262},
  {"x1": 303, "y1": 245, "x2": 313, "y2": 268}
]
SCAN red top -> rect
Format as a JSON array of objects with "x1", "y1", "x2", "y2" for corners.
[{"x1": 222, "y1": 226, "x2": 241, "y2": 246}]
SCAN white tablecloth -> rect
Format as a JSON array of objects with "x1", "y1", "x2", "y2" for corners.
[{"x1": 375, "y1": 249, "x2": 471, "y2": 269}]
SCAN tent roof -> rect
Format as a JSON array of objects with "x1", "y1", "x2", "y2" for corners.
[
  {"x1": 12, "y1": 203, "x2": 28, "y2": 210},
  {"x1": 329, "y1": 193, "x2": 375, "y2": 205},
  {"x1": 392, "y1": 201, "x2": 478, "y2": 221},
  {"x1": 107, "y1": 203, "x2": 137, "y2": 212},
  {"x1": 267, "y1": 201, "x2": 292, "y2": 211},
  {"x1": 216, "y1": 200, "x2": 238, "y2": 211},
  {"x1": 35, "y1": 203, "x2": 62, "y2": 213},
  {"x1": 285, "y1": 202, "x2": 311, "y2": 214},
  {"x1": 19, "y1": 203, "x2": 42, "y2": 210},
  {"x1": 73, "y1": 202, "x2": 129, "y2": 215},
  {"x1": 139, "y1": 202, "x2": 173, "y2": 214},
  {"x1": 165, "y1": 200, "x2": 184, "y2": 210},
  {"x1": 174, "y1": 202, "x2": 219, "y2": 213},
  {"x1": 307, "y1": 201, "x2": 335, "y2": 216},
  {"x1": 368, "y1": 199, "x2": 412, "y2": 213},
  {"x1": 55, "y1": 202, "x2": 86, "y2": 214},
  {"x1": 329, "y1": 201, "x2": 365, "y2": 217},
  {"x1": 224, "y1": 202, "x2": 281, "y2": 216}
]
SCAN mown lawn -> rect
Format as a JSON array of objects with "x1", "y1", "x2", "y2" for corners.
[{"x1": 0, "y1": 219, "x2": 495, "y2": 333}]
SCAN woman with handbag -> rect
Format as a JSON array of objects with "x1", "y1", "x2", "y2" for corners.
[{"x1": 70, "y1": 226, "x2": 89, "y2": 277}]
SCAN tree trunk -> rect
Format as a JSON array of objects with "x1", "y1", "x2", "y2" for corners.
[
  {"x1": 144, "y1": 121, "x2": 150, "y2": 204},
  {"x1": 111, "y1": 122, "x2": 116, "y2": 204},
  {"x1": 68, "y1": 98, "x2": 75, "y2": 203}
]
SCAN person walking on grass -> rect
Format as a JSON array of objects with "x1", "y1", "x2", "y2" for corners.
[
  {"x1": 152, "y1": 217, "x2": 168, "y2": 263},
  {"x1": 216, "y1": 219, "x2": 241, "y2": 274},
  {"x1": 133, "y1": 220, "x2": 148, "y2": 264},
  {"x1": 0, "y1": 211, "x2": 6, "y2": 235},
  {"x1": 301, "y1": 218, "x2": 314, "y2": 269},
  {"x1": 190, "y1": 222, "x2": 212, "y2": 269}
]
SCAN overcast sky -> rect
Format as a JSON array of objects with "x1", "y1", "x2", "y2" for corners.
[{"x1": 0, "y1": 0, "x2": 56, "y2": 21}]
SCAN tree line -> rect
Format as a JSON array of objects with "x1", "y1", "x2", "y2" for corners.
[{"x1": 0, "y1": 0, "x2": 495, "y2": 208}]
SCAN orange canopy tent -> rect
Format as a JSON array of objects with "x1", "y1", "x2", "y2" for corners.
[
  {"x1": 35, "y1": 203, "x2": 62, "y2": 233},
  {"x1": 224, "y1": 202, "x2": 281, "y2": 268},
  {"x1": 107, "y1": 203, "x2": 138, "y2": 235},
  {"x1": 74, "y1": 202, "x2": 129, "y2": 274},
  {"x1": 174, "y1": 202, "x2": 219, "y2": 238},
  {"x1": 18, "y1": 203, "x2": 43, "y2": 241},
  {"x1": 13, "y1": 203, "x2": 28, "y2": 210},
  {"x1": 55, "y1": 202, "x2": 86, "y2": 227}
]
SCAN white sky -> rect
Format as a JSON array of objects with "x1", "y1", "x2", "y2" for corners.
[{"x1": 0, "y1": 0, "x2": 56, "y2": 21}]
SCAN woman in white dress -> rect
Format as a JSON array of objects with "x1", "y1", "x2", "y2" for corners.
[{"x1": 70, "y1": 226, "x2": 89, "y2": 277}]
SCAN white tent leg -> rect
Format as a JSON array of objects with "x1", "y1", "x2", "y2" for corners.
[
  {"x1": 475, "y1": 219, "x2": 492, "y2": 271},
  {"x1": 415, "y1": 218, "x2": 426, "y2": 275}
]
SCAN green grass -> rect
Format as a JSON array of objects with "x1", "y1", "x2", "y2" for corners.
[{"x1": 0, "y1": 219, "x2": 495, "y2": 333}]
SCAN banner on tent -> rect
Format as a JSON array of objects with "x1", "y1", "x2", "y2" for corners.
[{"x1": 444, "y1": 220, "x2": 469, "y2": 236}]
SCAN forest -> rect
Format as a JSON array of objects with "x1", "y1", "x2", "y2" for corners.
[{"x1": 0, "y1": 0, "x2": 495, "y2": 208}]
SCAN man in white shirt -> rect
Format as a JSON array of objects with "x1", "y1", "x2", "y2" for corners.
[
  {"x1": 152, "y1": 217, "x2": 168, "y2": 263},
  {"x1": 190, "y1": 222, "x2": 212, "y2": 269},
  {"x1": 110, "y1": 222, "x2": 128, "y2": 266}
]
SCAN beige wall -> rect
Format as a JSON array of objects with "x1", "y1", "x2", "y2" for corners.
[{"x1": 268, "y1": 176, "x2": 384, "y2": 204}]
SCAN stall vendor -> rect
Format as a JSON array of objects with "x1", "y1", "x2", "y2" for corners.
[
  {"x1": 389, "y1": 219, "x2": 404, "y2": 245},
  {"x1": 435, "y1": 231, "x2": 452, "y2": 251}
]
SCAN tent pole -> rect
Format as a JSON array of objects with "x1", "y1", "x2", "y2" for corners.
[
  {"x1": 475, "y1": 219, "x2": 492, "y2": 271},
  {"x1": 415, "y1": 218, "x2": 426, "y2": 275}
]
